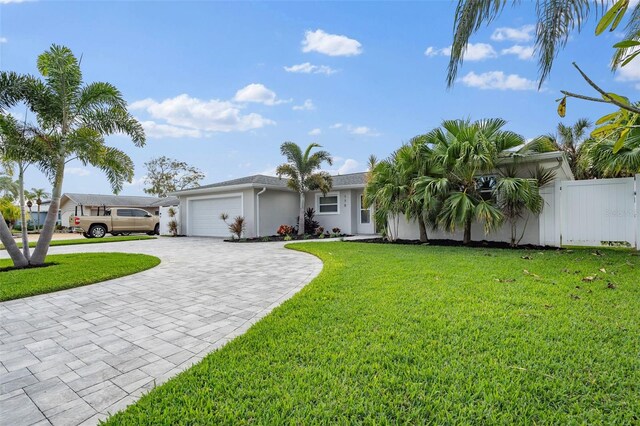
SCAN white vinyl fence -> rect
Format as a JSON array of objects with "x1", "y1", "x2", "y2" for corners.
[
  {"x1": 159, "y1": 205, "x2": 180, "y2": 236},
  {"x1": 540, "y1": 175, "x2": 639, "y2": 249}
]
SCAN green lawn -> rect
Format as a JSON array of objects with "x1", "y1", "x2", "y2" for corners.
[
  {"x1": 0, "y1": 235, "x2": 156, "y2": 250},
  {"x1": 104, "y1": 243, "x2": 639, "y2": 425},
  {"x1": 0, "y1": 252, "x2": 160, "y2": 301}
]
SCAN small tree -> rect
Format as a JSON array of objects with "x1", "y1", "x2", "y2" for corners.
[
  {"x1": 143, "y1": 156, "x2": 205, "y2": 197},
  {"x1": 276, "y1": 142, "x2": 333, "y2": 236},
  {"x1": 167, "y1": 206, "x2": 178, "y2": 237},
  {"x1": 220, "y1": 212, "x2": 245, "y2": 240}
]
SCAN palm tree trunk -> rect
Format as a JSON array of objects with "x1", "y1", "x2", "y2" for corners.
[
  {"x1": 36, "y1": 202, "x2": 41, "y2": 231},
  {"x1": 298, "y1": 192, "x2": 305, "y2": 236},
  {"x1": 418, "y1": 217, "x2": 428, "y2": 243},
  {"x1": 30, "y1": 161, "x2": 63, "y2": 265},
  {"x1": 0, "y1": 213, "x2": 28, "y2": 268},
  {"x1": 463, "y1": 218, "x2": 472, "y2": 245},
  {"x1": 17, "y1": 165, "x2": 30, "y2": 260}
]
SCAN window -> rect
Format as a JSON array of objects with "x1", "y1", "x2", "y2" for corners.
[
  {"x1": 317, "y1": 194, "x2": 339, "y2": 214},
  {"x1": 117, "y1": 209, "x2": 133, "y2": 217},
  {"x1": 131, "y1": 209, "x2": 149, "y2": 217},
  {"x1": 476, "y1": 175, "x2": 497, "y2": 201},
  {"x1": 360, "y1": 195, "x2": 370, "y2": 224}
]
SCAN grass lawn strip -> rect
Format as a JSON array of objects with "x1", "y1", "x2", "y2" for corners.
[
  {"x1": 104, "y1": 242, "x2": 639, "y2": 424},
  {"x1": 0, "y1": 235, "x2": 156, "y2": 250},
  {"x1": 0, "y1": 252, "x2": 160, "y2": 301}
]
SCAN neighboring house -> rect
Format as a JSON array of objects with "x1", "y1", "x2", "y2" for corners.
[
  {"x1": 16, "y1": 200, "x2": 52, "y2": 228},
  {"x1": 396, "y1": 151, "x2": 575, "y2": 245},
  {"x1": 59, "y1": 193, "x2": 178, "y2": 226},
  {"x1": 171, "y1": 173, "x2": 374, "y2": 238}
]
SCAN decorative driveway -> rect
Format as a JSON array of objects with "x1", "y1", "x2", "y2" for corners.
[{"x1": 0, "y1": 238, "x2": 322, "y2": 426}]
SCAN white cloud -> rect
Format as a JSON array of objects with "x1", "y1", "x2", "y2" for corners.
[
  {"x1": 501, "y1": 45, "x2": 535, "y2": 60},
  {"x1": 284, "y1": 62, "x2": 337, "y2": 75},
  {"x1": 348, "y1": 125, "x2": 380, "y2": 136},
  {"x1": 129, "y1": 94, "x2": 275, "y2": 137},
  {"x1": 140, "y1": 120, "x2": 202, "y2": 138},
  {"x1": 292, "y1": 99, "x2": 315, "y2": 111},
  {"x1": 0, "y1": 37, "x2": 7, "y2": 43},
  {"x1": 615, "y1": 56, "x2": 640, "y2": 89},
  {"x1": 302, "y1": 29, "x2": 362, "y2": 57},
  {"x1": 460, "y1": 71, "x2": 537, "y2": 91},
  {"x1": 491, "y1": 25, "x2": 536, "y2": 42},
  {"x1": 233, "y1": 83, "x2": 289, "y2": 105},
  {"x1": 308, "y1": 128, "x2": 321, "y2": 136},
  {"x1": 425, "y1": 43, "x2": 497, "y2": 61},
  {"x1": 330, "y1": 123, "x2": 343, "y2": 129},
  {"x1": 336, "y1": 159, "x2": 360, "y2": 174},
  {"x1": 0, "y1": 0, "x2": 29, "y2": 3},
  {"x1": 66, "y1": 167, "x2": 90, "y2": 177}
]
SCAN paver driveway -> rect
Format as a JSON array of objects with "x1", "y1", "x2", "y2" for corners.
[{"x1": 0, "y1": 238, "x2": 322, "y2": 426}]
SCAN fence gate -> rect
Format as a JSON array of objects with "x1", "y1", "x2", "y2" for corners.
[{"x1": 560, "y1": 176, "x2": 637, "y2": 248}]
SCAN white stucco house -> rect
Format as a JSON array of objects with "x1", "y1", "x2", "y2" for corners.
[{"x1": 171, "y1": 172, "x2": 375, "y2": 238}]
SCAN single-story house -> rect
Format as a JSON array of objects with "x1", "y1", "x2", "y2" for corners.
[
  {"x1": 59, "y1": 193, "x2": 178, "y2": 226},
  {"x1": 171, "y1": 173, "x2": 374, "y2": 238},
  {"x1": 396, "y1": 151, "x2": 575, "y2": 245}
]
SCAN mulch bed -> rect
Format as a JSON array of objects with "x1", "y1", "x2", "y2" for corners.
[
  {"x1": 224, "y1": 234, "x2": 351, "y2": 243},
  {"x1": 348, "y1": 238, "x2": 560, "y2": 251}
]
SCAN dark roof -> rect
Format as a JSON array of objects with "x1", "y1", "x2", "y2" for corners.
[
  {"x1": 173, "y1": 172, "x2": 367, "y2": 194},
  {"x1": 62, "y1": 193, "x2": 164, "y2": 207},
  {"x1": 149, "y1": 196, "x2": 179, "y2": 207}
]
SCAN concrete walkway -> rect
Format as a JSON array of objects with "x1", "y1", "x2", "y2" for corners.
[{"x1": 0, "y1": 238, "x2": 323, "y2": 426}]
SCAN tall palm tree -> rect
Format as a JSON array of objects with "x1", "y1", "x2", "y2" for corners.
[
  {"x1": 0, "y1": 44, "x2": 145, "y2": 267},
  {"x1": 30, "y1": 188, "x2": 50, "y2": 231},
  {"x1": 447, "y1": 0, "x2": 639, "y2": 87},
  {"x1": 581, "y1": 125, "x2": 640, "y2": 177},
  {"x1": 418, "y1": 118, "x2": 524, "y2": 244},
  {"x1": 520, "y1": 118, "x2": 593, "y2": 178},
  {"x1": 276, "y1": 142, "x2": 333, "y2": 236}
]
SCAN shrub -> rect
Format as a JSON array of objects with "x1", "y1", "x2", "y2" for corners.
[
  {"x1": 221, "y1": 213, "x2": 245, "y2": 239},
  {"x1": 277, "y1": 224, "x2": 295, "y2": 236},
  {"x1": 315, "y1": 226, "x2": 324, "y2": 236},
  {"x1": 318, "y1": 233, "x2": 325, "y2": 239},
  {"x1": 332, "y1": 227, "x2": 341, "y2": 234},
  {"x1": 284, "y1": 235, "x2": 292, "y2": 241},
  {"x1": 303, "y1": 234, "x2": 311, "y2": 240},
  {"x1": 296, "y1": 207, "x2": 320, "y2": 235},
  {"x1": 168, "y1": 220, "x2": 178, "y2": 237},
  {"x1": 261, "y1": 236, "x2": 270, "y2": 242}
]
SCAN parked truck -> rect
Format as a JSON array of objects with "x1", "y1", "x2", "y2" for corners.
[{"x1": 70, "y1": 207, "x2": 160, "y2": 238}]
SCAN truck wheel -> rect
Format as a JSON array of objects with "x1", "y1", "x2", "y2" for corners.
[
  {"x1": 89, "y1": 225, "x2": 107, "y2": 238},
  {"x1": 82, "y1": 232, "x2": 93, "y2": 239},
  {"x1": 148, "y1": 224, "x2": 160, "y2": 236},
  {"x1": 111, "y1": 232, "x2": 120, "y2": 236}
]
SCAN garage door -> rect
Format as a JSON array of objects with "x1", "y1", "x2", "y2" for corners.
[{"x1": 188, "y1": 196, "x2": 242, "y2": 237}]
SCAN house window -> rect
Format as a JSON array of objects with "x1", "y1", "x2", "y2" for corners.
[
  {"x1": 476, "y1": 175, "x2": 497, "y2": 201},
  {"x1": 317, "y1": 193, "x2": 339, "y2": 214},
  {"x1": 360, "y1": 195, "x2": 370, "y2": 224}
]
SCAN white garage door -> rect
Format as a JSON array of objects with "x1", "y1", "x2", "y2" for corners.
[{"x1": 188, "y1": 195, "x2": 242, "y2": 237}]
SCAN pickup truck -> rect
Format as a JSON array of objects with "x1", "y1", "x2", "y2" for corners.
[{"x1": 71, "y1": 207, "x2": 160, "y2": 238}]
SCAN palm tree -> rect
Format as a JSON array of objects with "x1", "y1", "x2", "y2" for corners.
[
  {"x1": 30, "y1": 188, "x2": 50, "y2": 231},
  {"x1": 494, "y1": 165, "x2": 555, "y2": 247},
  {"x1": 0, "y1": 44, "x2": 145, "y2": 267},
  {"x1": 364, "y1": 154, "x2": 412, "y2": 242},
  {"x1": 0, "y1": 175, "x2": 18, "y2": 200},
  {"x1": 276, "y1": 142, "x2": 333, "y2": 236},
  {"x1": 520, "y1": 118, "x2": 593, "y2": 178},
  {"x1": 447, "y1": 0, "x2": 639, "y2": 87},
  {"x1": 580, "y1": 125, "x2": 640, "y2": 177},
  {"x1": 418, "y1": 118, "x2": 524, "y2": 244},
  {"x1": 395, "y1": 135, "x2": 442, "y2": 242}
]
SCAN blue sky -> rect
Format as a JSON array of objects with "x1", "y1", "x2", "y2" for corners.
[{"x1": 1, "y1": 1, "x2": 637, "y2": 196}]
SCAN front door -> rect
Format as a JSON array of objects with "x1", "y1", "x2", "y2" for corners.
[{"x1": 357, "y1": 194, "x2": 374, "y2": 234}]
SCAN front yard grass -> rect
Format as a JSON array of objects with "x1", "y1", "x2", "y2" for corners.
[
  {"x1": 105, "y1": 243, "x2": 639, "y2": 424},
  {"x1": 0, "y1": 235, "x2": 156, "y2": 250},
  {"x1": 0, "y1": 252, "x2": 160, "y2": 301}
]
